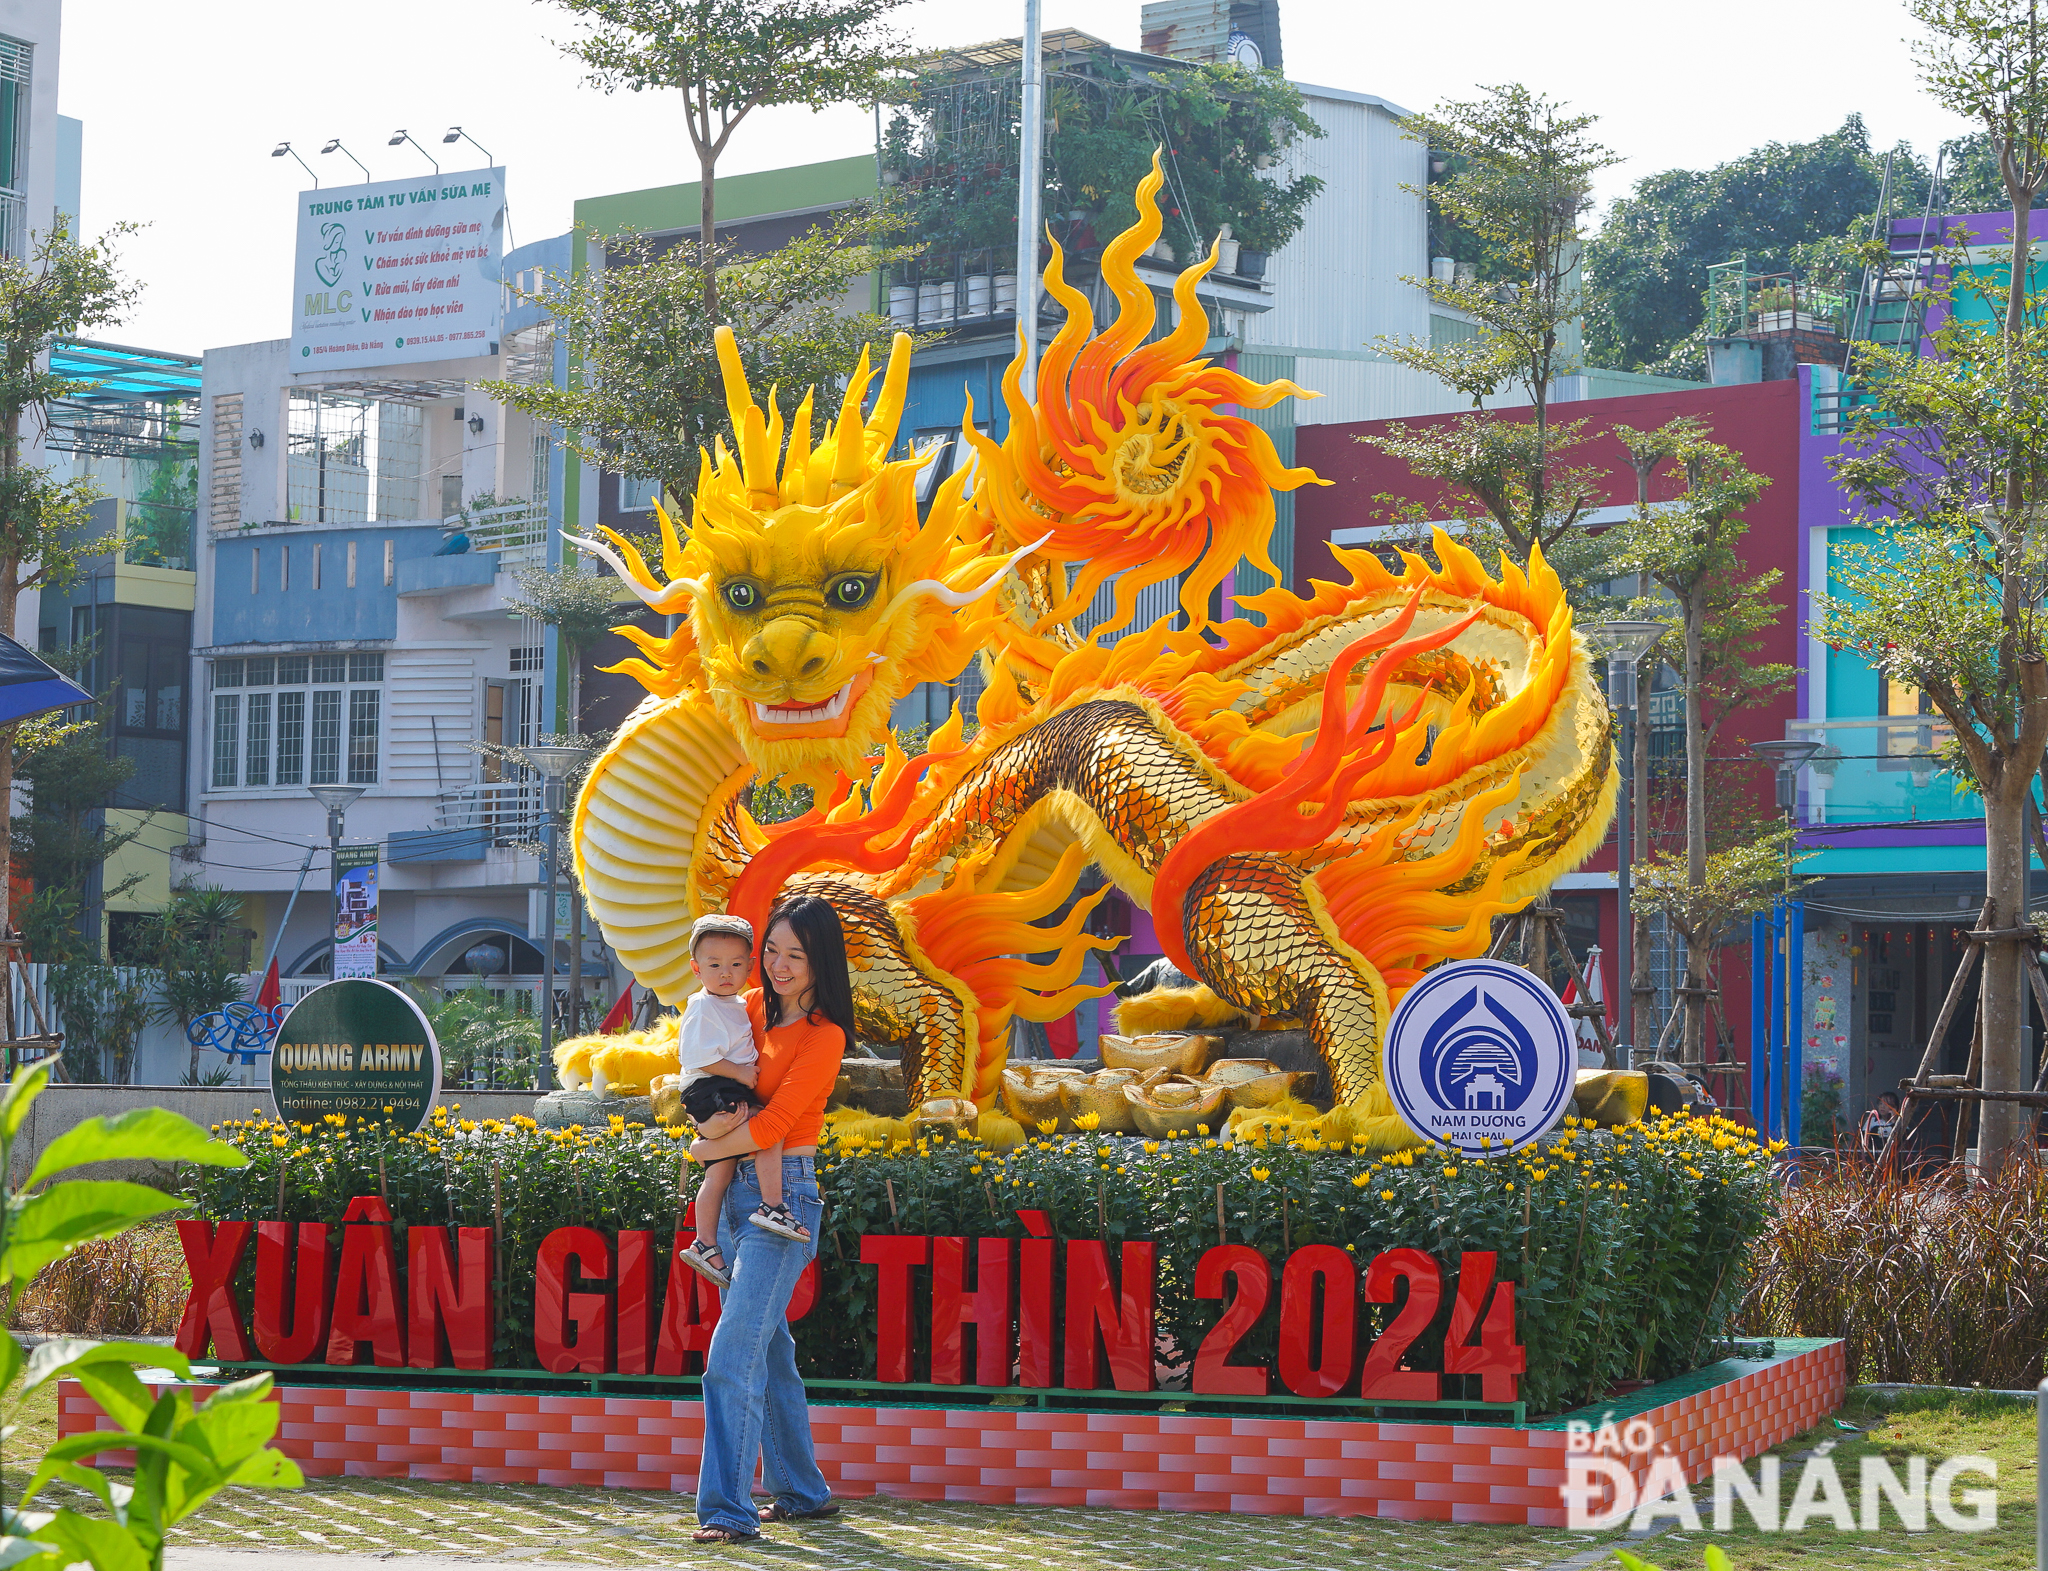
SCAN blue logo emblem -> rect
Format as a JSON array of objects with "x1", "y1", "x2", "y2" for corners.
[{"x1": 1384, "y1": 959, "x2": 1574, "y2": 1155}]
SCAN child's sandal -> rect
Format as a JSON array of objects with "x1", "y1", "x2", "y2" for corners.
[
  {"x1": 748, "y1": 1202, "x2": 811, "y2": 1242},
  {"x1": 678, "y1": 1239, "x2": 730, "y2": 1288}
]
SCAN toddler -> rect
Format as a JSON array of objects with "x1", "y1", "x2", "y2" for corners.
[{"x1": 675, "y1": 914, "x2": 808, "y2": 1289}]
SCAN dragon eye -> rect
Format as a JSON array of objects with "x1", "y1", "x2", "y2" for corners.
[
  {"x1": 829, "y1": 575, "x2": 876, "y2": 609},
  {"x1": 723, "y1": 581, "x2": 760, "y2": 612}
]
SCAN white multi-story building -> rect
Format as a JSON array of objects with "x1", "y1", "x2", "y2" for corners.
[{"x1": 190, "y1": 230, "x2": 619, "y2": 1008}]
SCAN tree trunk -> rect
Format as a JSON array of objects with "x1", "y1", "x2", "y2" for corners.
[
  {"x1": 1631, "y1": 653, "x2": 1652, "y2": 1047},
  {"x1": 1979, "y1": 781, "x2": 2031, "y2": 1169},
  {"x1": 1683, "y1": 584, "x2": 1708, "y2": 1066},
  {"x1": 700, "y1": 142, "x2": 719, "y2": 320},
  {"x1": 568, "y1": 877, "x2": 584, "y2": 1043}
]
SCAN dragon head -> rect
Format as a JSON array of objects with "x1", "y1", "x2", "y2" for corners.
[{"x1": 572, "y1": 328, "x2": 1032, "y2": 787}]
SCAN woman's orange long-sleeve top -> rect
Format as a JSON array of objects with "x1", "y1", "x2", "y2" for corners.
[{"x1": 742, "y1": 990, "x2": 844, "y2": 1151}]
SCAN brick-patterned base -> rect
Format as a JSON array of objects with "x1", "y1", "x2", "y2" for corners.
[{"x1": 58, "y1": 1342, "x2": 1844, "y2": 1525}]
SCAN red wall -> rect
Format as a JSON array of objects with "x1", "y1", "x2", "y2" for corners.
[{"x1": 1289, "y1": 381, "x2": 1801, "y2": 1091}]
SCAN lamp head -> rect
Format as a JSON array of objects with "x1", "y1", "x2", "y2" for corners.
[
  {"x1": 442, "y1": 127, "x2": 462, "y2": 144},
  {"x1": 512, "y1": 745, "x2": 589, "y2": 781},
  {"x1": 271, "y1": 142, "x2": 291, "y2": 158},
  {"x1": 388, "y1": 130, "x2": 408, "y2": 147},
  {"x1": 308, "y1": 784, "x2": 366, "y2": 813},
  {"x1": 1752, "y1": 739, "x2": 1824, "y2": 774},
  {"x1": 1585, "y1": 620, "x2": 1668, "y2": 664},
  {"x1": 320, "y1": 138, "x2": 342, "y2": 154}
]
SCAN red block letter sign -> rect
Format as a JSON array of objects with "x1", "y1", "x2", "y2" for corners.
[
  {"x1": 327, "y1": 1199, "x2": 406, "y2": 1367},
  {"x1": 616, "y1": 1230, "x2": 654, "y2": 1376},
  {"x1": 860, "y1": 1235, "x2": 928, "y2": 1382},
  {"x1": 1191, "y1": 1244, "x2": 1272, "y2": 1396},
  {"x1": 654, "y1": 1229, "x2": 720, "y2": 1376},
  {"x1": 931, "y1": 1236, "x2": 1011, "y2": 1386},
  {"x1": 1443, "y1": 1250, "x2": 1525, "y2": 1403},
  {"x1": 253, "y1": 1221, "x2": 329, "y2": 1364},
  {"x1": 1277, "y1": 1244, "x2": 1357, "y2": 1399},
  {"x1": 1063, "y1": 1240, "x2": 1154, "y2": 1392},
  {"x1": 1360, "y1": 1247, "x2": 1442, "y2": 1402},
  {"x1": 408, "y1": 1226, "x2": 495, "y2": 1371},
  {"x1": 534, "y1": 1226, "x2": 612, "y2": 1374},
  {"x1": 174, "y1": 1219, "x2": 253, "y2": 1361},
  {"x1": 1017, "y1": 1214, "x2": 1056, "y2": 1389}
]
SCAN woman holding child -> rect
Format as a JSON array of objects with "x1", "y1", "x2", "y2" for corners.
[{"x1": 682, "y1": 893, "x2": 850, "y2": 1544}]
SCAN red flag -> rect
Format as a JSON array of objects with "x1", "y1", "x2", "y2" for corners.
[
  {"x1": 599, "y1": 986, "x2": 634, "y2": 1034},
  {"x1": 253, "y1": 957, "x2": 281, "y2": 1013}
]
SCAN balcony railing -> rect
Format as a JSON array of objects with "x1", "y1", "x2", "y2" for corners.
[
  {"x1": 451, "y1": 502, "x2": 549, "y2": 568},
  {"x1": 0, "y1": 190, "x2": 25, "y2": 261},
  {"x1": 434, "y1": 780, "x2": 544, "y2": 846}
]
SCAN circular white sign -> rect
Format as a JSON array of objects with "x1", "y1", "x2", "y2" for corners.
[{"x1": 1384, "y1": 958, "x2": 1575, "y2": 1156}]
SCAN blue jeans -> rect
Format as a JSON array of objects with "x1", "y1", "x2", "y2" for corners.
[{"x1": 695, "y1": 1154, "x2": 828, "y2": 1532}]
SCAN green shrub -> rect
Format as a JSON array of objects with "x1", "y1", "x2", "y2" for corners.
[{"x1": 192, "y1": 1105, "x2": 1774, "y2": 1414}]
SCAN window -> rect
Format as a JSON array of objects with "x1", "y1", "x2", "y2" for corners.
[
  {"x1": 206, "y1": 652, "x2": 380, "y2": 790},
  {"x1": 1880, "y1": 676, "x2": 1950, "y2": 758},
  {"x1": 279, "y1": 545, "x2": 289, "y2": 592},
  {"x1": 618, "y1": 474, "x2": 659, "y2": 512},
  {"x1": 244, "y1": 693, "x2": 271, "y2": 786},
  {"x1": 313, "y1": 542, "x2": 322, "y2": 591},
  {"x1": 250, "y1": 547, "x2": 259, "y2": 596},
  {"x1": 286, "y1": 390, "x2": 425, "y2": 524},
  {"x1": 310, "y1": 689, "x2": 343, "y2": 784},
  {"x1": 383, "y1": 539, "x2": 394, "y2": 586},
  {"x1": 0, "y1": 39, "x2": 30, "y2": 261},
  {"x1": 347, "y1": 539, "x2": 358, "y2": 588},
  {"x1": 211, "y1": 695, "x2": 240, "y2": 789},
  {"x1": 276, "y1": 691, "x2": 305, "y2": 785},
  {"x1": 348, "y1": 689, "x2": 381, "y2": 784},
  {"x1": 510, "y1": 645, "x2": 543, "y2": 673},
  {"x1": 118, "y1": 626, "x2": 184, "y2": 738}
]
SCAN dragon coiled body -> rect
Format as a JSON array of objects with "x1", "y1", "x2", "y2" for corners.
[{"x1": 568, "y1": 159, "x2": 1616, "y2": 1150}]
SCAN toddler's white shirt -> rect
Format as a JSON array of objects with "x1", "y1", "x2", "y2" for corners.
[{"x1": 677, "y1": 990, "x2": 756, "y2": 1089}]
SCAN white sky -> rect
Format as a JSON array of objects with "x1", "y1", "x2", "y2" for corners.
[{"x1": 67, "y1": 0, "x2": 1976, "y2": 356}]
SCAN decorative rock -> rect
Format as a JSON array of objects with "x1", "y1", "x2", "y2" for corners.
[
  {"x1": 533, "y1": 1088, "x2": 656, "y2": 1129},
  {"x1": 833, "y1": 1057, "x2": 911, "y2": 1118}
]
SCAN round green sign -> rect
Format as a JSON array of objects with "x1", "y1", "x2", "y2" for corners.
[{"x1": 271, "y1": 979, "x2": 442, "y2": 1131}]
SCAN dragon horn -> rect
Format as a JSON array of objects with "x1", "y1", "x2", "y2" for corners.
[
  {"x1": 830, "y1": 343, "x2": 876, "y2": 496},
  {"x1": 714, "y1": 326, "x2": 779, "y2": 510},
  {"x1": 563, "y1": 531, "x2": 701, "y2": 614},
  {"x1": 880, "y1": 532, "x2": 1052, "y2": 622}
]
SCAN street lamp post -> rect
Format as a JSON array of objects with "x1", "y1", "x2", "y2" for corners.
[
  {"x1": 512, "y1": 746, "x2": 589, "y2": 1083},
  {"x1": 1587, "y1": 621, "x2": 1667, "y2": 1067},
  {"x1": 307, "y1": 786, "x2": 366, "y2": 978},
  {"x1": 1015, "y1": 0, "x2": 1045, "y2": 399},
  {"x1": 1751, "y1": 737, "x2": 1822, "y2": 1145}
]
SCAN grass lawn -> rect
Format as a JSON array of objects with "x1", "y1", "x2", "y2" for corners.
[{"x1": 2, "y1": 1381, "x2": 2036, "y2": 1570}]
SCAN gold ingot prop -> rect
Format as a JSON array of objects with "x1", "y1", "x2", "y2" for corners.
[
  {"x1": 1123, "y1": 1075, "x2": 1229, "y2": 1138},
  {"x1": 1203, "y1": 1058, "x2": 1313, "y2": 1109},
  {"x1": 1001, "y1": 1063, "x2": 1088, "y2": 1132},
  {"x1": 649, "y1": 1074, "x2": 684, "y2": 1127},
  {"x1": 1099, "y1": 1032, "x2": 1222, "y2": 1077},
  {"x1": 913, "y1": 1096, "x2": 980, "y2": 1137},
  {"x1": 1060, "y1": 1068, "x2": 1142, "y2": 1132},
  {"x1": 1573, "y1": 1069, "x2": 1648, "y2": 1128}
]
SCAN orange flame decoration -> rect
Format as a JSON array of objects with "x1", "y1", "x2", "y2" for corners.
[
  {"x1": 1148, "y1": 590, "x2": 1477, "y2": 980},
  {"x1": 902, "y1": 844, "x2": 1120, "y2": 1106},
  {"x1": 964, "y1": 152, "x2": 1325, "y2": 642}
]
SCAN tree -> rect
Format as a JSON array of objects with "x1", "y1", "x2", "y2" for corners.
[
  {"x1": 552, "y1": 0, "x2": 914, "y2": 318},
  {"x1": 1372, "y1": 85, "x2": 1617, "y2": 570},
  {"x1": 152, "y1": 885, "x2": 253, "y2": 1085},
  {"x1": 0, "y1": 221, "x2": 136, "y2": 939},
  {"x1": 1610, "y1": 430, "x2": 1789, "y2": 1066},
  {"x1": 12, "y1": 697, "x2": 145, "y2": 961},
  {"x1": 1583, "y1": 117, "x2": 1927, "y2": 376},
  {"x1": 505, "y1": 565, "x2": 633, "y2": 734},
  {"x1": 481, "y1": 212, "x2": 912, "y2": 507}
]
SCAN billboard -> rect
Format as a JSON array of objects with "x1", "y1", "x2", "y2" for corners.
[
  {"x1": 290, "y1": 166, "x2": 506, "y2": 372},
  {"x1": 333, "y1": 844, "x2": 380, "y2": 979}
]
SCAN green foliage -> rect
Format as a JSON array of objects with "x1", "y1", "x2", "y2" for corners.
[
  {"x1": 480, "y1": 211, "x2": 914, "y2": 503},
  {"x1": 1372, "y1": 86, "x2": 1615, "y2": 567},
  {"x1": 1746, "y1": 1149, "x2": 2048, "y2": 1386},
  {"x1": 11, "y1": 693, "x2": 144, "y2": 951},
  {"x1": 123, "y1": 408, "x2": 195, "y2": 571},
  {"x1": 1613, "y1": 1546, "x2": 1734, "y2": 1571},
  {"x1": 45, "y1": 965, "x2": 151, "y2": 1087},
  {"x1": 1583, "y1": 116, "x2": 1925, "y2": 374},
  {"x1": 1800, "y1": 1063, "x2": 1846, "y2": 1143},
  {"x1": 1629, "y1": 825, "x2": 1806, "y2": 946},
  {"x1": 418, "y1": 988, "x2": 544, "y2": 1090},
  {"x1": 505, "y1": 566, "x2": 631, "y2": 659},
  {"x1": 885, "y1": 53, "x2": 1324, "y2": 264},
  {"x1": 192, "y1": 1107, "x2": 1774, "y2": 1416},
  {"x1": 0, "y1": 1066, "x2": 293, "y2": 1571},
  {"x1": 144, "y1": 887, "x2": 251, "y2": 1084}
]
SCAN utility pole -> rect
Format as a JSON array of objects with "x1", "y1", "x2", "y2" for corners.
[{"x1": 1015, "y1": 0, "x2": 1044, "y2": 401}]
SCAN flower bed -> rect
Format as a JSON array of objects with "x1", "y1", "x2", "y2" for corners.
[{"x1": 191, "y1": 1105, "x2": 1777, "y2": 1417}]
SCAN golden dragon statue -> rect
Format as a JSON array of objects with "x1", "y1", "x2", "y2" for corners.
[{"x1": 565, "y1": 161, "x2": 1616, "y2": 1152}]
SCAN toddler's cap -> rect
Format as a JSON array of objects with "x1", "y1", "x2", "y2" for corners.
[{"x1": 690, "y1": 913, "x2": 755, "y2": 951}]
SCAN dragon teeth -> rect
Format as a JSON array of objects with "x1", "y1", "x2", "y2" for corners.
[{"x1": 753, "y1": 681, "x2": 853, "y2": 726}]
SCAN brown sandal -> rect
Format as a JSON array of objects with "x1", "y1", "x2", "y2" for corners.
[
  {"x1": 692, "y1": 1524, "x2": 759, "y2": 1543},
  {"x1": 759, "y1": 1501, "x2": 839, "y2": 1523}
]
